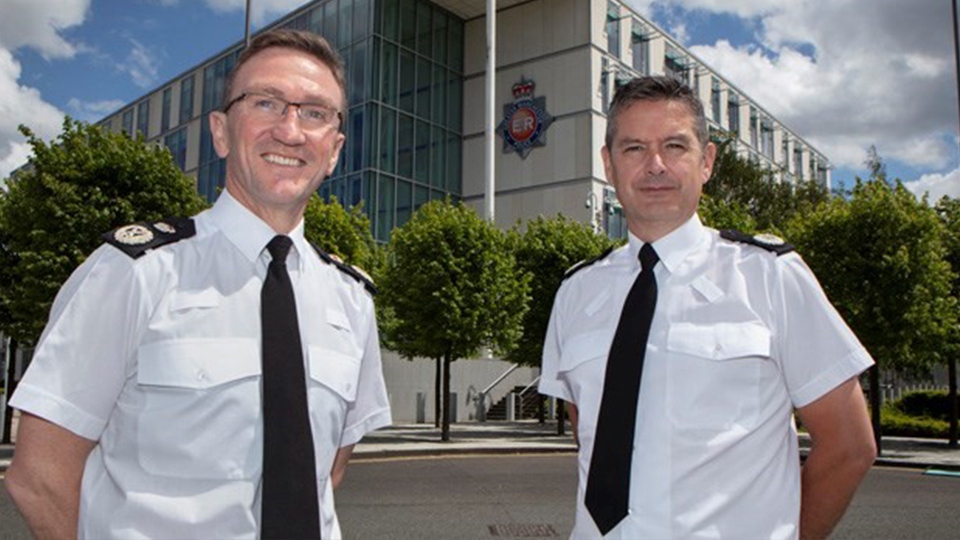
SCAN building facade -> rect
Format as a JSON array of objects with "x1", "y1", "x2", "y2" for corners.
[{"x1": 93, "y1": 0, "x2": 832, "y2": 422}]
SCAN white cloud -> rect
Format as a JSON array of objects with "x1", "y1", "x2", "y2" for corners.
[
  {"x1": 0, "y1": 48, "x2": 66, "y2": 179},
  {"x1": 67, "y1": 98, "x2": 126, "y2": 123},
  {"x1": 202, "y1": 0, "x2": 309, "y2": 25},
  {"x1": 904, "y1": 167, "x2": 960, "y2": 202},
  {"x1": 627, "y1": 0, "x2": 958, "y2": 173},
  {"x1": 119, "y1": 39, "x2": 161, "y2": 89},
  {"x1": 0, "y1": 0, "x2": 90, "y2": 60}
]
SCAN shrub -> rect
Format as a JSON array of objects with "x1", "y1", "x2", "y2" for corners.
[
  {"x1": 880, "y1": 390, "x2": 952, "y2": 438},
  {"x1": 891, "y1": 390, "x2": 952, "y2": 421}
]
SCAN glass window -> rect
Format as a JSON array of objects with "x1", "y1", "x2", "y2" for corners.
[
  {"x1": 415, "y1": 119, "x2": 430, "y2": 184},
  {"x1": 396, "y1": 179, "x2": 413, "y2": 227},
  {"x1": 161, "y1": 87, "x2": 172, "y2": 133},
  {"x1": 323, "y1": 1, "x2": 338, "y2": 45},
  {"x1": 202, "y1": 50, "x2": 240, "y2": 114},
  {"x1": 382, "y1": 0, "x2": 399, "y2": 41},
  {"x1": 710, "y1": 78, "x2": 721, "y2": 123},
  {"x1": 397, "y1": 113, "x2": 414, "y2": 179},
  {"x1": 433, "y1": 11, "x2": 447, "y2": 64},
  {"x1": 309, "y1": 4, "x2": 324, "y2": 34},
  {"x1": 350, "y1": 39, "x2": 368, "y2": 105},
  {"x1": 664, "y1": 46, "x2": 688, "y2": 85},
  {"x1": 782, "y1": 137, "x2": 790, "y2": 168},
  {"x1": 761, "y1": 117, "x2": 774, "y2": 158},
  {"x1": 400, "y1": 0, "x2": 417, "y2": 50},
  {"x1": 414, "y1": 184, "x2": 429, "y2": 212},
  {"x1": 416, "y1": 57, "x2": 431, "y2": 119},
  {"x1": 431, "y1": 65, "x2": 446, "y2": 125},
  {"x1": 364, "y1": 103, "x2": 378, "y2": 169},
  {"x1": 347, "y1": 107, "x2": 365, "y2": 173},
  {"x1": 122, "y1": 108, "x2": 134, "y2": 137},
  {"x1": 630, "y1": 21, "x2": 649, "y2": 74},
  {"x1": 137, "y1": 100, "x2": 150, "y2": 138},
  {"x1": 445, "y1": 131, "x2": 460, "y2": 194},
  {"x1": 794, "y1": 147, "x2": 804, "y2": 180},
  {"x1": 379, "y1": 107, "x2": 396, "y2": 173},
  {"x1": 447, "y1": 70, "x2": 461, "y2": 132},
  {"x1": 381, "y1": 40, "x2": 398, "y2": 106},
  {"x1": 164, "y1": 128, "x2": 188, "y2": 170},
  {"x1": 417, "y1": 1, "x2": 432, "y2": 56},
  {"x1": 749, "y1": 107, "x2": 758, "y2": 148},
  {"x1": 606, "y1": 2, "x2": 621, "y2": 59},
  {"x1": 179, "y1": 75, "x2": 194, "y2": 124},
  {"x1": 430, "y1": 126, "x2": 445, "y2": 188},
  {"x1": 339, "y1": 0, "x2": 353, "y2": 48},
  {"x1": 727, "y1": 93, "x2": 739, "y2": 136},
  {"x1": 448, "y1": 18, "x2": 463, "y2": 72},
  {"x1": 354, "y1": 0, "x2": 372, "y2": 41},
  {"x1": 376, "y1": 175, "x2": 395, "y2": 241},
  {"x1": 399, "y1": 49, "x2": 415, "y2": 113},
  {"x1": 349, "y1": 174, "x2": 364, "y2": 208}
]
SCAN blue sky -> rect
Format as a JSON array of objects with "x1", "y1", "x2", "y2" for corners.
[{"x1": 2, "y1": 0, "x2": 958, "y2": 200}]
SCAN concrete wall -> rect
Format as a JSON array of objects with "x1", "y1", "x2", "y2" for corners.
[{"x1": 381, "y1": 350, "x2": 539, "y2": 423}]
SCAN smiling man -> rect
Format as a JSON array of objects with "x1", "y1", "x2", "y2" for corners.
[
  {"x1": 539, "y1": 76, "x2": 876, "y2": 539},
  {"x1": 5, "y1": 29, "x2": 391, "y2": 539}
]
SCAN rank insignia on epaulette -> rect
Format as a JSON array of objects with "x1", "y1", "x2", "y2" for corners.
[
  {"x1": 720, "y1": 229, "x2": 795, "y2": 256},
  {"x1": 310, "y1": 243, "x2": 378, "y2": 295},
  {"x1": 103, "y1": 218, "x2": 196, "y2": 259}
]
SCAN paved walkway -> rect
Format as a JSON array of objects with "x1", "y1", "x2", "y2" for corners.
[{"x1": 3, "y1": 418, "x2": 960, "y2": 472}]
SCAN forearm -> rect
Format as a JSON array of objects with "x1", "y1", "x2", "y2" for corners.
[
  {"x1": 799, "y1": 441, "x2": 874, "y2": 539},
  {"x1": 5, "y1": 412, "x2": 96, "y2": 540},
  {"x1": 330, "y1": 444, "x2": 355, "y2": 489}
]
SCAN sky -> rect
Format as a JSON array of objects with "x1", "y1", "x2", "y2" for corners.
[{"x1": 0, "y1": 0, "x2": 958, "y2": 201}]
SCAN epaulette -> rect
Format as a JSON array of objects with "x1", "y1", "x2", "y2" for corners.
[
  {"x1": 562, "y1": 246, "x2": 615, "y2": 281},
  {"x1": 310, "y1": 243, "x2": 378, "y2": 295},
  {"x1": 102, "y1": 217, "x2": 196, "y2": 259},
  {"x1": 720, "y1": 229, "x2": 795, "y2": 256}
]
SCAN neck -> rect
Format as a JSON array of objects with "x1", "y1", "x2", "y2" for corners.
[{"x1": 225, "y1": 185, "x2": 305, "y2": 235}]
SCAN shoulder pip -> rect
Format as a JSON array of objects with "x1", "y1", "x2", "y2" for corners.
[
  {"x1": 720, "y1": 229, "x2": 795, "y2": 256},
  {"x1": 310, "y1": 243, "x2": 378, "y2": 295},
  {"x1": 563, "y1": 246, "x2": 615, "y2": 281},
  {"x1": 102, "y1": 217, "x2": 196, "y2": 259}
]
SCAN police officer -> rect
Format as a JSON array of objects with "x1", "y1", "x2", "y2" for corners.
[
  {"x1": 6, "y1": 29, "x2": 391, "y2": 539},
  {"x1": 539, "y1": 76, "x2": 876, "y2": 539}
]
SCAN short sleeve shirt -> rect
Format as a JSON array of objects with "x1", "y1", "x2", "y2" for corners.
[
  {"x1": 539, "y1": 215, "x2": 873, "y2": 540},
  {"x1": 11, "y1": 191, "x2": 392, "y2": 539}
]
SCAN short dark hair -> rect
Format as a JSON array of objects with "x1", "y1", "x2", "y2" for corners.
[
  {"x1": 222, "y1": 29, "x2": 347, "y2": 117},
  {"x1": 605, "y1": 75, "x2": 708, "y2": 149}
]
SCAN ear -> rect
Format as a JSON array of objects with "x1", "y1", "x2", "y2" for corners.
[
  {"x1": 324, "y1": 132, "x2": 347, "y2": 177},
  {"x1": 702, "y1": 141, "x2": 717, "y2": 184},
  {"x1": 209, "y1": 111, "x2": 231, "y2": 159},
  {"x1": 601, "y1": 145, "x2": 614, "y2": 187}
]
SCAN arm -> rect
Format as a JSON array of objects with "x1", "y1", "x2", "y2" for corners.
[
  {"x1": 566, "y1": 402, "x2": 579, "y2": 446},
  {"x1": 795, "y1": 377, "x2": 876, "y2": 540},
  {"x1": 329, "y1": 444, "x2": 355, "y2": 489},
  {"x1": 5, "y1": 412, "x2": 97, "y2": 540}
]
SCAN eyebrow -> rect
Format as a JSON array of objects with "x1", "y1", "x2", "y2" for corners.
[
  {"x1": 616, "y1": 133, "x2": 694, "y2": 148},
  {"x1": 245, "y1": 86, "x2": 338, "y2": 108}
]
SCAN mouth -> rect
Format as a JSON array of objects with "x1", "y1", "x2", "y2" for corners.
[{"x1": 262, "y1": 153, "x2": 304, "y2": 167}]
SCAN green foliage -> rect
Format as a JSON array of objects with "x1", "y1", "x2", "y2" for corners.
[
  {"x1": 506, "y1": 215, "x2": 617, "y2": 368},
  {"x1": 891, "y1": 390, "x2": 953, "y2": 422},
  {"x1": 303, "y1": 194, "x2": 378, "y2": 273},
  {"x1": 787, "y1": 177, "x2": 957, "y2": 376},
  {"x1": 379, "y1": 200, "x2": 531, "y2": 362},
  {"x1": 702, "y1": 135, "x2": 830, "y2": 234},
  {"x1": 880, "y1": 403, "x2": 949, "y2": 438},
  {"x1": 0, "y1": 119, "x2": 208, "y2": 344}
]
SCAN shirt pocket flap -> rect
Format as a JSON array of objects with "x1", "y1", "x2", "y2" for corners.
[
  {"x1": 137, "y1": 338, "x2": 261, "y2": 389},
  {"x1": 326, "y1": 308, "x2": 353, "y2": 332},
  {"x1": 559, "y1": 329, "x2": 612, "y2": 373},
  {"x1": 169, "y1": 289, "x2": 223, "y2": 311},
  {"x1": 308, "y1": 346, "x2": 362, "y2": 402},
  {"x1": 667, "y1": 322, "x2": 771, "y2": 360}
]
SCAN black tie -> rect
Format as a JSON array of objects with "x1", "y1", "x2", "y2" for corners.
[
  {"x1": 585, "y1": 243, "x2": 659, "y2": 535},
  {"x1": 261, "y1": 235, "x2": 321, "y2": 539}
]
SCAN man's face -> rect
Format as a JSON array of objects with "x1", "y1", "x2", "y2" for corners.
[
  {"x1": 209, "y1": 46, "x2": 345, "y2": 222},
  {"x1": 602, "y1": 99, "x2": 716, "y2": 241}
]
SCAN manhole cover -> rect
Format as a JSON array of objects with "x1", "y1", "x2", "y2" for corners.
[{"x1": 487, "y1": 523, "x2": 559, "y2": 537}]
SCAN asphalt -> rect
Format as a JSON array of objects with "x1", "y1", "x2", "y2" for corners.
[{"x1": 2, "y1": 418, "x2": 960, "y2": 473}]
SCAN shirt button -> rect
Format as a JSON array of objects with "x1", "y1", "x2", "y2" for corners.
[
  {"x1": 197, "y1": 370, "x2": 207, "y2": 382},
  {"x1": 714, "y1": 343, "x2": 723, "y2": 357}
]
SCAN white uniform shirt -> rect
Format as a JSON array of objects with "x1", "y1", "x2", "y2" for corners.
[
  {"x1": 11, "y1": 191, "x2": 392, "y2": 539},
  {"x1": 539, "y1": 215, "x2": 873, "y2": 540}
]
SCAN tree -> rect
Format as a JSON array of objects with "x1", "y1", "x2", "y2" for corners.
[
  {"x1": 703, "y1": 134, "x2": 830, "y2": 234},
  {"x1": 934, "y1": 196, "x2": 960, "y2": 447},
  {"x1": 379, "y1": 201, "x2": 530, "y2": 441},
  {"x1": 303, "y1": 194, "x2": 379, "y2": 273},
  {"x1": 0, "y1": 119, "x2": 208, "y2": 345},
  {"x1": 787, "y1": 175, "x2": 956, "y2": 451},
  {"x1": 507, "y1": 215, "x2": 616, "y2": 431}
]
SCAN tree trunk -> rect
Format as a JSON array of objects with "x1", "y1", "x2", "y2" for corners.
[
  {"x1": 538, "y1": 394, "x2": 545, "y2": 424},
  {"x1": 2, "y1": 339, "x2": 18, "y2": 444},
  {"x1": 869, "y1": 366, "x2": 882, "y2": 455},
  {"x1": 948, "y1": 356, "x2": 958, "y2": 448},
  {"x1": 557, "y1": 399, "x2": 566, "y2": 436},
  {"x1": 441, "y1": 355, "x2": 453, "y2": 442},
  {"x1": 434, "y1": 356, "x2": 441, "y2": 428}
]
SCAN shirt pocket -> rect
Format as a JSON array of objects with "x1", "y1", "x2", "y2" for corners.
[
  {"x1": 136, "y1": 338, "x2": 261, "y2": 480},
  {"x1": 665, "y1": 322, "x2": 771, "y2": 431},
  {"x1": 558, "y1": 329, "x2": 612, "y2": 443},
  {"x1": 307, "y1": 346, "x2": 362, "y2": 403}
]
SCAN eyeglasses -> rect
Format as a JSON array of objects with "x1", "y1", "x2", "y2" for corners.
[{"x1": 222, "y1": 92, "x2": 342, "y2": 131}]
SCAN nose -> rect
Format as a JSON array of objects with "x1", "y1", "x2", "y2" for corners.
[
  {"x1": 647, "y1": 150, "x2": 666, "y2": 176},
  {"x1": 271, "y1": 105, "x2": 307, "y2": 145}
]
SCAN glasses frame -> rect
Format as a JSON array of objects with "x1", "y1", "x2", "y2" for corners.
[{"x1": 222, "y1": 91, "x2": 343, "y2": 131}]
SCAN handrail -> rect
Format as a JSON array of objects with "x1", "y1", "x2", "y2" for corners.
[
  {"x1": 518, "y1": 375, "x2": 541, "y2": 396},
  {"x1": 480, "y1": 364, "x2": 519, "y2": 397}
]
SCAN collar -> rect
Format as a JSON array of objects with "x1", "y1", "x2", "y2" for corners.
[
  {"x1": 627, "y1": 214, "x2": 707, "y2": 275},
  {"x1": 208, "y1": 190, "x2": 308, "y2": 273}
]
